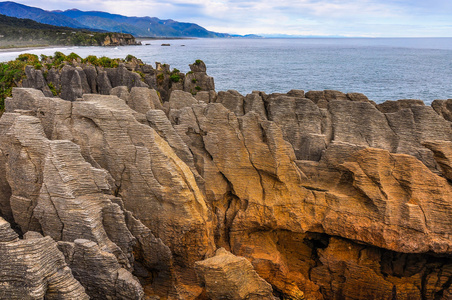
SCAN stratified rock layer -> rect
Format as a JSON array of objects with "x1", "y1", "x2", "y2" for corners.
[
  {"x1": 1, "y1": 59, "x2": 452, "y2": 300},
  {"x1": 195, "y1": 248, "x2": 277, "y2": 300},
  {"x1": 0, "y1": 217, "x2": 89, "y2": 299}
]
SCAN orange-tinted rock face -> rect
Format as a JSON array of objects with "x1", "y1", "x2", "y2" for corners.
[{"x1": 1, "y1": 61, "x2": 452, "y2": 299}]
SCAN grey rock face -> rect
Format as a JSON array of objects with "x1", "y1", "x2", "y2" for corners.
[
  {"x1": 110, "y1": 85, "x2": 130, "y2": 102},
  {"x1": 21, "y1": 65, "x2": 53, "y2": 97},
  {"x1": 189, "y1": 60, "x2": 207, "y2": 73},
  {"x1": 0, "y1": 217, "x2": 89, "y2": 299},
  {"x1": 146, "y1": 109, "x2": 199, "y2": 180},
  {"x1": 216, "y1": 90, "x2": 245, "y2": 116},
  {"x1": 329, "y1": 100, "x2": 398, "y2": 151},
  {"x1": 0, "y1": 101, "x2": 146, "y2": 299},
  {"x1": 424, "y1": 140, "x2": 452, "y2": 181},
  {"x1": 128, "y1": 87, "x2": 158, "y2": 113},
  {"x1": 346, "y1": 92, "x2": 371, "y2": 102},
  {"x1": 266, "y1": 95, "x2": 326, "y2": 160},
  {"x1": 76, "y1": 67, "x2": 91, "y2": 94},
  {"x1": 106, "y1": 64, "x2": 148, "y2": 90},
  {"x1": 377, "y1": 99, "x2": 425, "y2": 113},
  {"x1": 244, "y1": 91, "x2": 267, "y2": 119},
  {"x1": 305, "y1": 89, "x2": 371, "y2": 109},
  {"x1": 183, "y1": 60, "x2": 215, "y2": 97},
  {"x1": 58, "y1": 239, "x2": 143, "y2": 300},
  {"x1": 432, "y1": 99, "x2": 452, "y2": 122},
  {"x1": 194, "y1": 91, "x2": 215, "y2": 104},
  {"x1": 124, "y1": 210, "x2": 179, "y2": 297},
  {"x1": 60, "y1": 65, "x2": 83, "y2": 101},
  {"x1": 2, "y1": 82, "x2": 452, "y2": 300},
  {"x1": 167, "y1": 90, "x2": 199, "y2": 111},
  {"x1": 96, "y1": 69, "x2": 113, "y2": 95},
  {"x1": 70, "y1": 93, "x2": 215, "y2": 295},
  {"x1": 82, "y1": 65, "x2": 98, "y2": 93},
  {"x1": 46, "y1": 67, "x2": 61, "y2": 89}
]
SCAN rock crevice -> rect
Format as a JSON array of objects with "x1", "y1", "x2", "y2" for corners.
[{"x1": 1, "y1": 60, "x2": 452, "y2": 300}]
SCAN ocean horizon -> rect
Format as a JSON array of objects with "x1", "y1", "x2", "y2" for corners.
[{"x1": 1, "y1": 37, "x2": 451, "y2": 104}]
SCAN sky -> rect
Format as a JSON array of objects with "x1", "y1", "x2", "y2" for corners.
[{"x1": 13, "y1": 0, "x2": 452, "y2": 37}]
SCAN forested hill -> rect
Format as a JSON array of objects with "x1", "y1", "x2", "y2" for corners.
[{"x1": 0, "y1": 14, "x2": 139, "y2": 48}]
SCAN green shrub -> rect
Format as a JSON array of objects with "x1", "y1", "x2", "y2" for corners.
[
  {"x1": 0, "y1": 58, "x2": 28, "y2": 112},
  {"x1": 17, "y1": 53, "x2": 39, "y2": 63},
  {"x1": 191, "y1": 78, "x2": 197, "y2": 83},
  {"x1": 98, "y1": 56, "x2": 119, "y2": 68},
  {"x1": 170, "y1": 73, "x2": 180, "y2": 83},
  {"x1": 125, "y1": 54, "x2": 137, "y2": 62},
  {"x1": 157, "y1": 73, "x2": 165, "y2": 84},
  {"x1": 47, "y1": 82, "x2": 59, "y2": 96},
  {"x1": 53, "y1": 51, "x2": 67, "y2": 65},
  {"x1": 134, "y1": 70, "x2": 146, "y2": 80},
  {"x1": 83, "y1": 55, "x2": 98, "y2": 65},
  {"x1": 195, "y1": 86, "x2": 202, "y2": 91},
  {"x1": 67, "y1": 52, "x2": 81, "y2": 61},
  {"x1": 194, "y1": 59, "x2": 203, "y2": 65}
]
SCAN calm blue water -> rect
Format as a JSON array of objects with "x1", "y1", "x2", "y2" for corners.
[{"x1": 1, "y1": 38, "x2": 452, "y2": 104}]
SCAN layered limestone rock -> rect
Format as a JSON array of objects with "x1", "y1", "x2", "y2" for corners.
[
  {"x1": 0, "y1": 217, "x2": 89, "y2": 299},
  {"x1": 58, "y1": 239, "x2": 143, "y2": 300},
  {"x1": 0, "y1": 111, "x2": 145, "y2": 299},
  {"x1": 195, "y1": 248, "x2": 277, "y2": 300},
  {"x1": 21, "y1": 65, "x2": 53, "y2": 97},
  {"x1": 183, "y1": 60, "x2": 215, "y2": 100},
  {"x1": 432, "y1": 99, "x2": 452, "y2": 122},
  {"x1": 1, "y1": 60, "x2": 452, "y2": 300},
  {"x1": 69, "y1": 93, "x2": 215, "y2": 297}
]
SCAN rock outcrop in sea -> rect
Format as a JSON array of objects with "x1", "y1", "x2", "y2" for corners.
[{"x1": 1, "y1": 57, "x2": 452, "y2": 299}]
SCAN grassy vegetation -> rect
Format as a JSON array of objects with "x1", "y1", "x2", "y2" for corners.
[
  {"x1": 169, "y1": 68, "x2": 181, "y2": 83},
  {"x1": 0, "y1": 54, "x2": 39, "y2": 111},
  {"x1": 156, "y1": 73, "x2": 165, "y2": 85}
]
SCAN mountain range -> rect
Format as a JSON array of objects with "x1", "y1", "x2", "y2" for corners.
[{"x1": 0, "y1": 1, "x2": 254, "y2": 38}]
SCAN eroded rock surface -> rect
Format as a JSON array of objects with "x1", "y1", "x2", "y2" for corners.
[
  {"x1": 1, "y1": 60, "x2": 452, "y2": 300},
  {"x1": 195, "y1": 248, "x2": 277, "y2": 300},
  {"x1": 0, "y1": 217, "x2": 89, "y2": 299}
]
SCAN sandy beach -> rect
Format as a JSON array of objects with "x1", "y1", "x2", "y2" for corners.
[{"x1": 0, "y1": 45, "x2": 61, "y2": 53}]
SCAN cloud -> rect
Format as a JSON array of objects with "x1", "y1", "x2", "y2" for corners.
[{"x1": 12, "y1": 0, "x2": 452, "y2": 36}]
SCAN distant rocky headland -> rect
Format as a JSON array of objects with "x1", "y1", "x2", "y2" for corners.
[
  {"x1": 0, "y1": 53, "x2": 452, "y2": 300},
  {"x1": 0, "y1": 14, "x2": 140, "y2": 49}
]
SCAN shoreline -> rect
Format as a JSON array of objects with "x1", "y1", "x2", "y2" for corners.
[{"x1": 0, "y1": 45, "x2": 63, "y2": 53}]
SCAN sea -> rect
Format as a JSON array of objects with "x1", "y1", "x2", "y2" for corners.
[{"x1": 1, "y1": 37, "x2": 452, "y2": 105}]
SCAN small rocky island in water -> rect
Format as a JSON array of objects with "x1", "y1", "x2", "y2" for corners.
[{"x1": 0, "y1": 53, "x2": 451, "y2": 300}]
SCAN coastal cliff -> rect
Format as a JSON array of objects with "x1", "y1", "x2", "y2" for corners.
[
  {"x1": 0, "y1": 14, "x2": 140, "y2": 48},
  {"x1": 0, "y1": 55, "x2": 451, "y2": 300}
]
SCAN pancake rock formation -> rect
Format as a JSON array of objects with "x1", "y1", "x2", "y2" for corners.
[{"x1": 1, "y1": 59, "x2": 452, "y2": 300}]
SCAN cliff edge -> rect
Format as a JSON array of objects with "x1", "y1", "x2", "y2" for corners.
[{"x1": 0, "y1": 57, "x2": 451, "y2": 300}]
